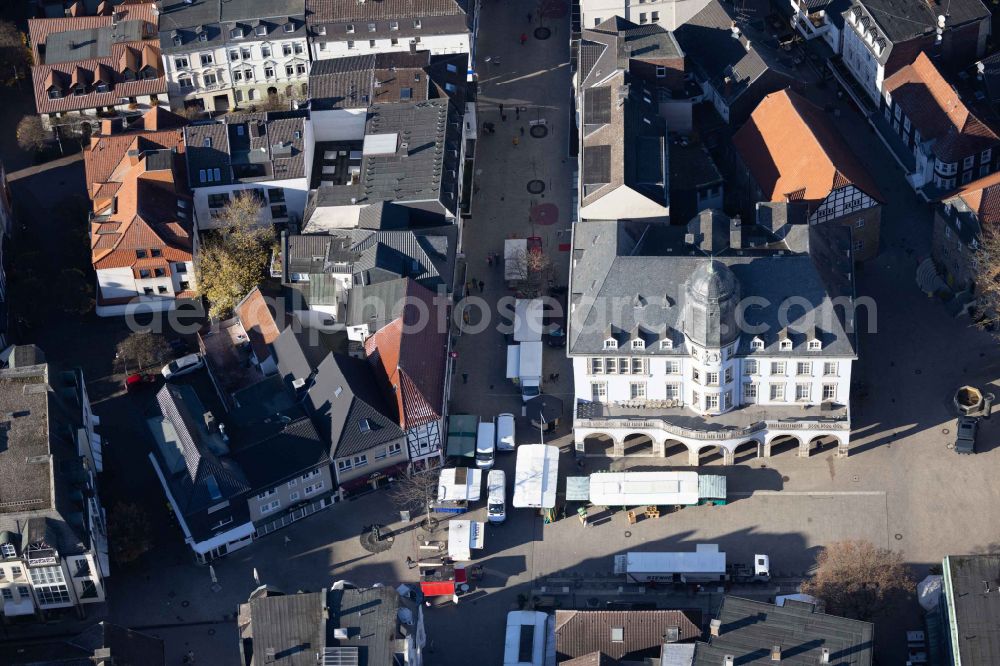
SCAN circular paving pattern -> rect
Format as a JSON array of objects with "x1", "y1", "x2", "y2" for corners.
[
  {"x1": 530, "y1": 124, "x2": 548, "y2": 138},
  {"x1": 359, "y1": 524, "x2": 394, "y2": 553},
  {"x1": 527, "y1": 179, "x2": 546, "y2": 194},
  {"x1": 534, "y1": 27, "x2": 552, "y2": 40},
  {"x1": 530, "y1": 203, "x2": 559, "y2": 225}
]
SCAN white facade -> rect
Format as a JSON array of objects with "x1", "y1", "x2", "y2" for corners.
[
  {"x1": 788, "y1": 0, "x2": 843, "y2": 53},
  {"x1": 222, "y1": 33, "x2": 310, "y2": 106},
  {"x1": 194, "y1": 178, "x2": 311, "y2": 231},
  {"x1": 581, "y1": 0, "x2": 712, "y2": 32},
  {"x1": 841, "y1": 11, "x2": 885, "y2": 103},
  {"x1": 40, "y1": 93, "x2": 163, "y2": 130},
  {"x1": 163, "y1": 42, "x2": 234, "y2": 111},
  {"x1": 312, "y1": 32, "x2": 472, "y2": 65},
  {"x1": 95, "y1": 259, "x2": 196, "y2": 315}
]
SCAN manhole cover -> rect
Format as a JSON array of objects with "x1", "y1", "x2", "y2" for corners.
[
  {"x1": 534, "y1": 27, "x2": 552, "y2": 40},
  {"x1": 894, "y1": 533, "x2": 903, "y2": 540},
  {"x1": 852, "y1": 475, "x2": 860, "y2": 482},
  {"x1": 181, "y1": 600, "x2": 190, "y2": 608},
  {"x1": 942, "y1": 428, "x2": 950, "y2": 435},
  {"x1": 530, "y1": 125, "x2": 548, "y2": 139},
  {"x1": 527, "y1": 179, "x2": 545, "y2": 194},
  {"x1": 624, "y1": 530, "x2": 632, "y2": 538}
]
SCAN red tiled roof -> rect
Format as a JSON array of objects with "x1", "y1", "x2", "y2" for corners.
[
  {"x1": 733, "y1": 89, "x2": 883, "y2": 204},
  {"x1": 363, "y1": 281, "x2": 447, "y2": 430},
  {"x1": 236, "y1": 287, "x2": 282, "y2": 364},
  {"x1": 32, "y1": 40, "x2": 166, "y2": 115},
  {"x1": 884, "y1": 52, "x2": 1000, "y2": 163},
  {"x1": 84, "y1": 107, "x2": 186, "y2": 197},
  {"x1": 951, "y1": 170, "x2": 1000, "y2": 226}
]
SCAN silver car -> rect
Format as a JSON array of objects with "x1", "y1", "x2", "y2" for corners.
[{"x1": 161, "y1": 353, "x2": 204, "y2": 380}]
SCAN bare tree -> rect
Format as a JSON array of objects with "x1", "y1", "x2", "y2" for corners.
[
  {"x1": 0, "y1": 21, "x2": 29, "y2": 86},
  {"x1": 801, "y1": 540, "x2": 915, "y2": 620},
  {"x1": 16, "y1": 115, "x2": 48, "y2": 153},
  {"x1": 389, "y1": 467, "x2": 441, "y2": 529},
  {"x1": 506, "y1": 246, "x2": 552, "y2": 298},
  {"x1": 973, "y1": 229, "x2": 1000, "y2": 329},
  {"x1": 116, "y1": 331, "x2": 172, "y2": 373}
]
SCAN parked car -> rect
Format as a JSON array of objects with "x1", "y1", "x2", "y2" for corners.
[
  {"x1": 476, "y1": 421, "x2": 496, "y2": 469},
  {"x1": 496, "y1": 413, "x2": 516, "y2": 452},
  {"x1": 124, "y1": 373, "x2": 157, "y2": 393},
  {"x1": 161, "y1": 353, "x2": 204, "y2": 380},
  {"x1": 487, "y1": 470, "x2": 506, "y2": 524},
  {"x1": 546, "y1": 324, "x2": 566, "y2": 348},
  {"x1": 955, "y1": 416, "x2": 978, "y2": 454}
]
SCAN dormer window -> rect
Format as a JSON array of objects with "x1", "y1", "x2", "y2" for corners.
[
  {"x1": 95, "y1": 81, "x2": 109, "y2": 92},
  {"x1": 347, "y1": 24, "x2": 355, "y2": 33},
  {"x1": 48, "y1": 87, "x2": 63, "y2": 99},
  {"x1": 604, "y1": 338, "x2": 618, "y2": 350},
  {"x1": 1, "y1": 543, "x2": 15, "y2": 558},
  {"x1": 808, "y1": 339, "x2": 822, "y2": 351},
  {"x1": 659, "y1": 338, "x2": 673, "y2": 350},
  {"x1": 203, "y1": 137, "x2": 212, "y2": 148},
  {"x1": 316, "y1": 25, "x2": 327, "y2": 35},
  {"x1": 230, "y1": 28, "x2": 243, "y2": 39},
  {"x1": 750, "y1": 337, "x2": 764, "y2": 350},
  {"x1": 390, "y1": 21, "x2": 399, "y2": 30},
  {"x1": 413, "y1": 19, "x2": 422, "y2": 28},
  {"x1": 779, "y1": 339, "x2": 792, "y2": 351},
  {"x1": 283, "y1": 22, "x2": 294, "y2": 33},
  {"x1": 255, "y1": 24, "x2": 267, "y2": 36},
  {"x1": 198, "y1": 32, "x2": 208, "y2": 42},
  {"x1": 173, "y1": 35, "x2": 182, "y2": 46},
  {"x1": 72, "y1": 84, "x2": 86, "y2": 96},
  {"x1": 631, "y1": 339, "x2": 645, "y2": 350},
  {"x1": 368, "y1": 22, "x2": 377, "y2": 32}
]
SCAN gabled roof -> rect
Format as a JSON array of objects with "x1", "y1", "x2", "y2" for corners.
[
  {"x1": 555, "y1": 610, "x2": 701, "y2": 661},
  {"x1": 307, "y1": 353, "x2": 404, "y2": 458},
  {"x1": 942, "y1": 554, "x2": 1000, "y2": 666},
  {"x1": 28, "y1": 2, "x2": 159, "y2": 62},
  {"x1": 948, "y1": 169, "x2": 1000, "y2": 227},
  {"x1": 884, "y1": 52, "x2": 1000, "y2": 163},
  {"x1": 308, "y1": 0, "x2": 470, "y2": 23},
  {"x1": 847, "y1": 0, "x2": 989, "y2": 46},
  {"x1": 235, "y1": 287, "x2": 283, "y2": 365},
  {"x1": 364, "y1": 280, "x2": 447, "y2": 430},
  {"x1": 734, "y1": 89, "x2": 883, "y2": 203}
]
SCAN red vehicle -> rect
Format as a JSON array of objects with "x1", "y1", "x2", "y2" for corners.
[{"x1": 125, "y1": 373, "x2": 157, "y2": 393}]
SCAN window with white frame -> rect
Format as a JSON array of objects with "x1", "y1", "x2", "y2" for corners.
[
  {"x1": 779, "y1": 339, "x2": 792, "y2": 351},
  {"x1": 256, "y1": 489, "x2": 276, "y2": 501},
  {"x1": 796, "y1": 362, "x2": 812, "y2": 376},
  {"x1": 1, "y1": 543, "x2": 14, "y2": 558},
  {"x1": 707, "y1": 372, "x2": 719, "y2": 385},
  {"x1": 808, "y1": 339, "x2": 822, "y2": 350},
  {"x1": 260, "y1": 500, "x2": 280, "y2": 515},
  {"x1": 744, "y1": 359, "x2": 758, "y2": 375},
  {"x1": 724, "y1": 367, "x2": 733, "y2": 383},
  {"x1": 604, "y1": 338, "x2": 618, "y2": 349},
  {"x1": 301, "y1": 469, "x2": 321, "y2": 481},
  {"x1": 692, "y1": 368, "x2": 700, "y2": 383},
  {"x1": 706, "y1": 394, "x2": 719, "y2": 409},
  {"x1": 591, "y1": 383, "x2": 607, "y2": 402},
  {"x1": 0, "y1": 589, "x2": 10, "y2": 600},
  {"x1": 353, "y1": 455, "x2": 368, "y2": 468},
  {"x1": 261, "y1": 45, "x2": 271, "y2": 57},
  {"x1": 631, "y1": 339, "x2": 645, "y2": 349},
  {"x1": 823, "y1": 361, "x2": 838, "y2": 376},
  {"x1": 771, "y1": 362, "x2": 786, "y2": 375},
  {"x1": 744, "y1": 383, "x2": 757, "y2": 400},
  {"x1": 631, "y1": 358, "x2": 645, "y2": 374},
  {"x1": 630, "y1": 383, "x2": 646, "y2": 399},
  {"x1": 304, "y1": 481, "x2": 324, "y2": 496},
  {"x1": 795, "y1": 383, "x2": 811, "y2": 402},
  {"x1": 770, "y1": 383, "x2": 785, "y2": 401},
  {"x1": 289, "y1": 491, "x2": 300, "y2": 501},
  {"x1": 605, "y1": 358, "x2": 617, "y2": 374},
  {"x1": 660, "y1": 338, "x2": 673, "y2": 349},
  {"x1": 287, "y1": 479, "x2": 297, "y2": 488},
  {"x1": 388, "y1": 442, "x2": 402, "y2": 456},
  {"x1": 724, "y1": 391, "x2": 732, "y2": 409},
  {"x1": 589, "y1": 357, "x2": 603, "y2": 374},
  {"x1": 337, "y1": 459, "x2": 352, "y2": 472},
  {"x1": 665, "y1": 360, "x2": 680, "y2": 374},
  {"x1": 751, "y1": 337, "x2": 764, "y2": 350},
  {"x1": 692, "y1": 391, "x2": 700, "y2": 408},
  {"x1": 665, "y1": 384, "x2": 680, "y2": 399},
  {"x1": 823, "y1": 384, "x2": 838, "y2": 401}
]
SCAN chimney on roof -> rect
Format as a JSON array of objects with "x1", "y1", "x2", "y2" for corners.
[
  {"x1": 730, "y1": 217, "x2": 743, "y2": 250},
  {"x1": 710, "y1": 619, "x2": 722, "y2": 637},
  {"x1": 409, "y1": 40, "x2": 417, "y2": 54},
  {"x1": 724, "y1": 76, "x2": 733, "y2": 97},
  {"x1": 204, "y1": 411, "x2": 218, "y2": 433},
  {"x1": 820, "y1": 648, "x2": 830, "y2": 664},
  {"x1": 92, "y1": 647, "x2": 113, "y2": 666},
  {"x1": 771, "y1": 645, "x2": 782, "y2": 661},
  {"x1": 724, "y1": 657, "x2": 734, "y2": 666}
]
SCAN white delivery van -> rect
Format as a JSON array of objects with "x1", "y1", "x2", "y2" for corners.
[
  {"x1": 496, "y1": 413, "x2": 516, "y2": 452},
  {"x1": 476, "y1": 421, "x2": 496, "y2": 469},
  {"x1": 487, "y1": 469, "x2": 506, "y2": 523}
]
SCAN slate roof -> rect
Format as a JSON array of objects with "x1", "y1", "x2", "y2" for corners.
[
  {"x1": 219, "y1": 0, "x2": 306, "y2": 23},
  {"x1": 733, "y1": 89, "x2": 884, "y2": 203},
  {"x1": 674, "y1": 0, "x2": 796, "y2": 104},
  {"x1": 943, "y1": 554, "x2": 1000, "y2": 666},
  {"x1": 231, "y1": 413, "x2": 328, "y2": 490},
  {"x1": 568, "y1": 218, "x2": 857, "y2": 357},
  {"x1": 184, "y1": 112, "x2": 308, "y2": 187},
  {"x1": 345, "y1": 277, "x2": 419, "y2": 331},
  {"x1": 579, "y1": 20, "x2": 675, "y2": 212},
  {"x1": 28, "y1": 2, "x2": 159, "y2": 62},
  {"x1": 692, "y1": 596, "x2": 873, "y2": 665},
  {"x1": 310, "y1": 100, "x2": 462, "y2": 215},
  {"x1": 307, "y1": 0, "x2": 472, "y2": 44},
  {"x1": 309, "y1": 52, "x2": 431, "y2": 108},
  {"x1": 555, "y1": 610, "x2": 701, "y2": 661},
  {"x1": 151, "y1": 384, "x2": 251, "y2": 540},
  {"x1": 0, "y1": 621, "x2": 164, "y2": 666},
  {"x1": 364, "y1": 279, "x2": 448, "y2": 430},
  {"x1": 156, "y1": 0, "x2": 224, "y2": 54},
  {"x1": 847, "y1": 0, "x2": 989, "y2": 45},
  {"x1": 327, "y1": 586, "x2": 409, "y2": 665},
  {"x1": 884, "y1": 52, "x2": 999, "y2": 163}
]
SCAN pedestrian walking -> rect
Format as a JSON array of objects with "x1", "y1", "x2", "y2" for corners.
[
  {"x1": 487, "y1": 254, "x2": 493, "y2": 267},
  {"x1": 553, "y1": 373, "x2": 560, "y2": 382},
  {"x1": 520, "y1": 126, "x2": 524, "y2": 136},
  {"x1": 406, "y1": 556, "x2": 416, "y2": 569},
  {"x1": 478, "y1": 279, "x2": 485, "y2": 292},
  {"x1": 513, "y1": 136, "x2": 519, "y2": 147},
  {"x1": 499, "y1": 103, "x2": 504, "y2": 115},
  {"x1": 548, "y1": 373, "x2": 556, "y2": 381},
  {"x1": 527, "y1": 12, "x2": 533, "y2": 22},
  {"x1": 284, "y1": 535, "x2": 292, "y2": 546},
  {"x1": 462, "y1": 372, "x2": 469, "y2": 384},
  {"x1": 515, "y1": 107, "x2": 520, "y2": 120},
  {"x1": 520, "y1": 33, "x2": 528, "y2": 46}
]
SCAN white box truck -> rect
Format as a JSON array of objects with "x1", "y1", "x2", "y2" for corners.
[
  {"x1": 506, "y1": 341, "x2": 542, "y2": 401},
  {"x1": 613, "y1": 545, "x2": 770, "y2": 584},
  {"x1": 514, "y1": 298, "x2": 544, "y2": 342}
]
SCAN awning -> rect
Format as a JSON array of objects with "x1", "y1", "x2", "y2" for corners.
[
  {"x1": 3, "y1": 597, "x2": 35, "y2": 616},
  {"x1": 420, "y1": 581, "x2": 455, "y2": 597},
  {"x1": 565, "y1": 476, "x2": 590, "y2": 501},
  {"x1": 192, "y1": 521, "x2": 255, "y2": 555},
  {"x1": 525, "y1": 394, "x2": 564, "y2": 424}
]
